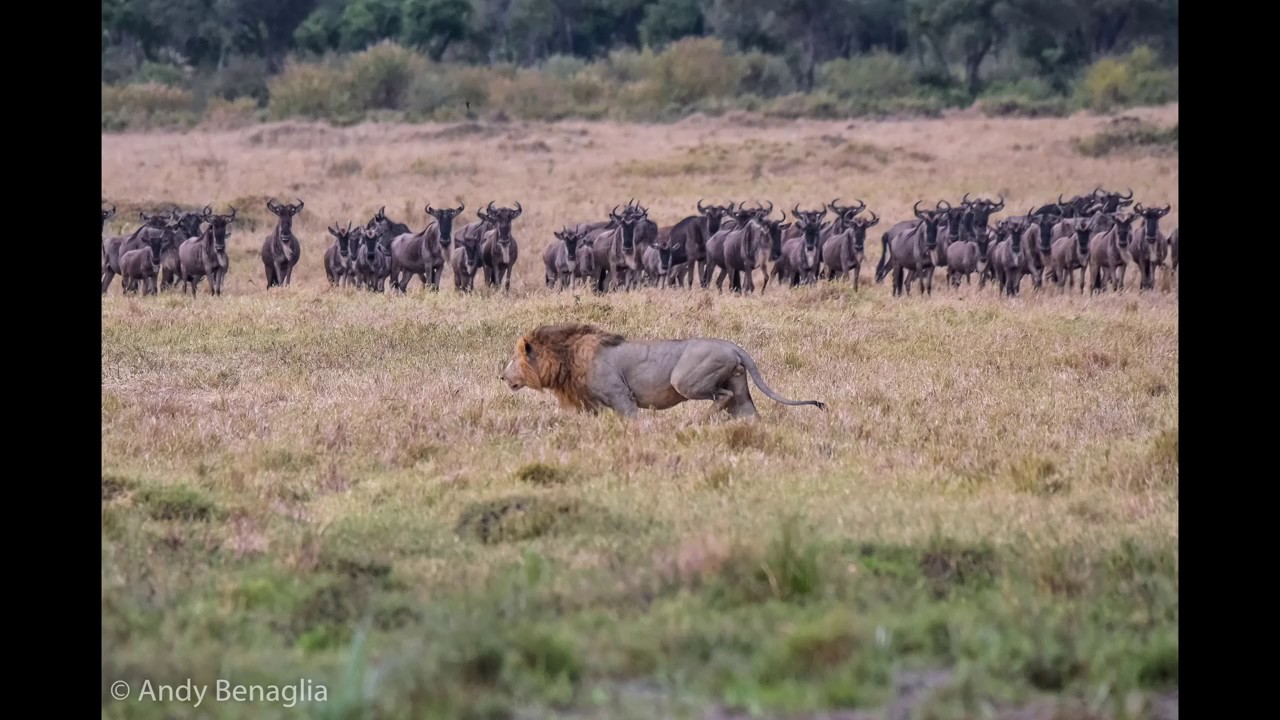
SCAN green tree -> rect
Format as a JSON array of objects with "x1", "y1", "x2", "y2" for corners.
[
  {"x1": 639, "y1": 0, "x2": 704, "y2": 49},
  {"x1": 403, "y1": 0, "x2": 472, "y2": 60},
  {"x1": 339, "y1": 0, "x2": 404, "y2": 51}
]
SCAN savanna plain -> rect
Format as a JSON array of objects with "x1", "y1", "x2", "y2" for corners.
[{"x1": 101, "y1": 106, "x2": 1178, "y2": 720}]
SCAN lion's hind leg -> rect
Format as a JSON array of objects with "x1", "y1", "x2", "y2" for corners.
[{"x1": 723, "y1": 370, "x2": 757, "y2": 418}]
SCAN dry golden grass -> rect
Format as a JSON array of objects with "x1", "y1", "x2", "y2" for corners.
[{"x1": 101, "y1": 107, "x2": 1177, "y2": 719}]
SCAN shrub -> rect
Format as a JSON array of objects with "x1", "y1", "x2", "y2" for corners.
[
  {"x1": 267, "y1": 61, "x2": 360, "y2": 121},
  {"x1": 740, "y1": 52, "x2": 796, "y2": 98},
  {"x1": 491, "y1": 70, "x2": 571, "y2": 121},
  {"x1": 101, "y1": 82, "x2": 198, "y2": 131},
  {"x1": 649, "y1": 37, "x2": 743, "y2": 108},
  {"x1": 976, "y1": 96, "x2": 1069, "y2": 118},
  {"x1": 1074, "y1": 45, "x2": 1178, "y2": 112},
  {"x1": 201, "y1": 97, "x2": 261, "y2": 129},
  {"x1": 346, "y1": 41, "x2": 427, "y2": 110},
  {"x1": 819, "y1": 51, "x2": 917, "y2": 100}
]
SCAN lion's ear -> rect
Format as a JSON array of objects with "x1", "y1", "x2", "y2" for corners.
[{"x1": 524, "y1": 342, "x2": 536, "y2": 364}]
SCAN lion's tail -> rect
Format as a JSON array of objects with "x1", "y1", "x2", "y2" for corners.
[{"x1": 734, "y1": 347, "x2": 827, "y2": 410}]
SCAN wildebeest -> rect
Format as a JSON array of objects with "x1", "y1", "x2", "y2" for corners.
[
  {"x1": 773, "y1": 205, "x2": 826, "y2": 288},
  {"x1": 1087, "y1": 211, "x2": 1137, "y2": 293},
  {"x1": 1130, "y1": 203, "x2": 1172, "y2": 291},
  {"x1": 821, "y1": 211, "x2": 878, "y2": 289},
  {"x1": 354, "y1": 222, "x2": 389, "y2": 291},
  {"x1": 324, "y1": 222, "x2": 356, "y2": 287},
  {"x1": 362, "y1": 207, "x2": 410, "y2": 291},
  {"x1": 102, "y1": 211, "x2": 170, "y2": 295},
  {"x1": 544, "y1": 226, "x2": 593, "y2": 291},
  {"x1": 1048, "y1": 215, "x2": 1094, "y2": 294},
  {"x1": 592, "y1": 204, "x2": 649, "y2": 292},
  {"x1": 178, "y1": 207, "x2": 236, "y2": 296},
  {"x1": 665, "y1": 200, "x2": 731, "y2": 289},
  {"x1": 878, "y1": 201, "x2": 950, "y2": 296},
  {"x1": 989, "y1": 213, "x2": 1027, "y2": 296},
  {"x1": 390, "y1": 203, "x2": 464, "y2": 292},
  {"x1": 944, "y1": 212, "x2": 988, "y2": 288},
  {"x1": 261, "y1": 198, "x2": 304, "y2": 288},
  {"x1": 480, "y1": 202, "x2": 523, "y2": 293},
  {"x1": 120, "y1": 222, "x2": 166, "y2": 296},
  {"x1": 704, "y1": 205, "x2": 761, "y2": 290},
  {"x1": 642, "y1": 239, "x2": 684, "y2": 288},
  {"x1": 162, "y1": 208, "x2": 206, "y2": 291},
  {"x1": 449, "y1": 227, "x2": 484, "y2": 293},
  {"x1": 1020, "y1": 209, "x2": 1061, "y2": 291}
]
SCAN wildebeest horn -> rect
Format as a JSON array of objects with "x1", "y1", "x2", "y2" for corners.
[
  {"x1": 936, "y1": 200, "x2": 951, "y2": 211},
  {"x1": 962, "y1": 192, "x2": 972, "y2": 205},
  {"x1": 1121, "y1": 188, "x2": 1133, "y2": 199},
  {"x1": 865, "y1": 211, "x2": 880, "y2": 226},
  {"x1": 762, "y1": 200, "x2": 773, "y2": 216},
  {"x1": 913, "y1": 201, "x2": 926, "y2": 218},
  {"x1": 487, "y1": 201, "x2": 496, "y2": 215},
  {"x1": 993, "y1": 194, "x2": 1004, "y2": 210},
  {"x1": 456, "y1": 201, "x2": 465, "y2": 213},
  {"x1": 227, "y1": 206, "x2": 237, "y2": 220},
  {"x1": 295, "y1": 198, "x2": 305, "y2": 211},
  {"x1": 426, "y1": 204, "x2": 435, "y2": 214},
  {"x1": 697, "y1": 198, "x2": 708, "y2": 213},
  {"x1": 267, "y1": 198, "x2": 281, "y2": 212},
  {"x1": 1160, "y1": 204, "x2": 1171, "y2": 216},
  {"x1": 1133, "y1": 203, "x2": 1145, "y2": 214},
  {"x1": 793, "y1": 203, "x2": 802, "y2": 218},
  {"x1": 512, "y1": 201, "x2": 522, "y2": 218},
  {"x1": 202, "y1": 205, "x2": 213, "y2": 218}
]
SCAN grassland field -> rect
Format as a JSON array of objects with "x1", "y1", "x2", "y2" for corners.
[{"x1": 101, "y1": 104, "x2": 1179, "y2": 720}]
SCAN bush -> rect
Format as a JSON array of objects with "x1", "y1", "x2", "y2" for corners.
[
  {"x1": 740, "y1": 52, "x2": 796, "y2": 98},
  {"x1": 201, "y1": 97, "x2": 261, "y2": 129},
  {"x1": 1074, "y1": 45, "x2": 1178, "y2": 112},
  {"x1": 267, "y1": 61, "x2": 360, "y2": 121},
  {"x1": 649, "y1": 37, "x2": 743, "y2": 108},
  {"x1": 101, "y1": 82, "x2": 198, "y2": 131},
  {"x1": 819, "y1": 52, "x2": 917, "y2": 100},
  {"x1": 209, "y1": 55, "x2": 271, "y2": 105},
  {"x1": 491, "y1": 70, "x2": 571, "y2": 121},
  {"x1": 346, "y1": 41, "x2": 428, "y2": 110},
  {"x1": 976, "y1": 96, "x2": 1069, "y2": 118}
]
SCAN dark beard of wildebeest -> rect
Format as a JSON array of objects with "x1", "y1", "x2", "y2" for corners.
[
  {"x1": 1049, "y1": 213, "x2": 1095, "y2": 294},
  {"x1": 878, "y1": 200, "x2": 950, "y2": 296},
  {"x1": 591, "y1": 203, "x2": 649, "y2": 292},
  {"x1": 324, "y1": 221, "x2": 356, "y2": 288},
  {"x1": 390, "y1": 202, "x2": 464, "y2": 292},
  {"x1": 945, "y1": 211, "x2": 988, "y2": 288},
  {"x1": 705, "y1": 204, "x2": 764, "y2": 290},
  {"x1": 480, "y1": 201, "x2": 523, "y2": 292},
  {"x1": 120, "y1": 219, "x2": 167, "y2": 296},
  {"x1": 772, "y1": 205, "x2": 824, "y2": 288},
  {"x1": 1130, "y1": 202, "x2": 1172, "y2": 291},
  {"x1": 178, "y1": 207, "x2": 236, "y2": 296},
  {"x1": 102, "y1": 211, "x2": 170, "y2": 294},
  {"x1": 1020, "y1": 208, "x2": 1061, "y2": 291},
  {"x1": 545, "y1": 227, "x2": 593, "y2": 291},
  {"x1": 822, "y1": 210, "x2": 879, "y2": 290},
  {"x1": 162, "y1": 208, "x2": 207, "y2": 291},
  {"x1": 355, "y1": 222, "x2": 389, "y2": 291},
  {"x1": 1087, "y1": 211, "x2": 1137, "y2": 293},
  {"x1": 261, "y1": 198, "x2": 304, "y2": 288},
  {"x1": 989, "y1": 211, "x2": 1031, "y2": 296},
  {"x1": 450, "y1": 224, "x2": 485, "y2": 293}
]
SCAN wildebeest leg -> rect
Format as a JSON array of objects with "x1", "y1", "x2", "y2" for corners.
[
  {"x1": 101, "y1": 269, "x2": 117, "y2": 295},
  {"x1": 892, "y1": 265, "x2": 904, "y2": 296}
]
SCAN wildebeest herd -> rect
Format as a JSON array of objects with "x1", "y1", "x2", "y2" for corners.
[{"x1": 100, "y1": 187, "x2": 1177, "y2": 298}]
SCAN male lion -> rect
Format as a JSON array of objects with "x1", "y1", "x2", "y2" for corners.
[{"x1": 498, "y1": 323, "x2": 827, "y2": 418}]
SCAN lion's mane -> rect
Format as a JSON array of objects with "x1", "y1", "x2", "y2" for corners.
[{"x1": 513, "y1": 323, "x2": 626, "y2": 411}]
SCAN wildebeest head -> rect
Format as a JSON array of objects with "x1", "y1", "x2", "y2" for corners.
[
  {"x1": 203, "y1": 206, "x2": 236, "y2": 252},
  {"x1": 1109, "y1": 211, "x2": 1137, "y2": 249},
  {"x1": 101, "y1": 201, "x2": 116, "y2": 233},
  {"x1": 328, "y1": 221, "x2": 354, "y2": 258},
  {"x1": 554, "y1": 226, "x2": 588, "y2": 263},
  {"x1": 427, "y1": 202, "x2": 465, "y2": 249},
  {"x1": 1033, "y1": 210, "x2": 1059, "y2": 253},
  {"x1": 1073, "y1": 216, "x2": 1094, "y2": 256},
  {"x1": 729, "y1": 203, "x2": 758, "y2": 229},
  {"x1": 942, "y1": 203, "x2": 966, "y2": 238},
  {"x1": 792, "y1": 205, "x2": 827, "y2": 250},
  {"x1": 696, "y1": 199, "x2": 733, "y2": 234},
  {"x1": 139, "y1": 210, "x2": 170, "y2": 231},
  {"x1": 361, "y1": 221, "x2": 383, "y2": 258},
  {"x1": 1094, "y1": 186, "x2": 1134, "y2": 213},
  {"x1": 913, "y1": 200, "x2": 950, "y2": 250},
  {"x1": 964, "y1": 193, "x2": 1004, "y2": 230},
  {"x1": 485, "y1": 201, "x2": 522, "y2": 244},
  {"x1": 172, "y1": 208, "x2": 205, "y2": 240},
  {"x1": 656, "y1": 242, "x2": 674, "y2": 277},
  {"x1": 147, "y1": 224, "x2": 165, "y2": 265},
  {"x1": 1133, "y1": 203, "x2": 1171, "y2": 243},
  {"x1": 757, "y1": 209, "x2": 790, "y2": 261},
  {"x1": 976, "y1": 229, "x2": 992, "y2": 269},
  {"x1": 850, "y1": 211, "x2": 879, "y2": 252},
  {"x1": 828, "y1": 198, "x2": 866, "y2": 228},
  {"x1": 609, "y1": 204, "x2": 646, "y2": 253},
  {"x1": 267, "y1": 197, "x2": 304, "y2": 237}
]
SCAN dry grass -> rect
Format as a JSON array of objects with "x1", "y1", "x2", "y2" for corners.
[{"x1": 101, "y1": 106, "x2": 1178, "y2": 719}]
